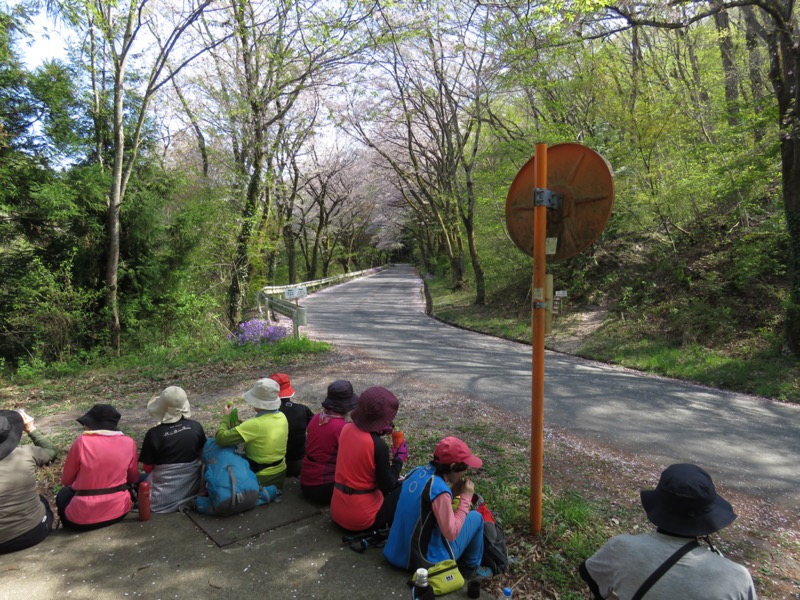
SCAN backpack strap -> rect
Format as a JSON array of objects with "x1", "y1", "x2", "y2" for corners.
[{"x1": 631, "y1": 539, "x2": 700, "y2": 600}]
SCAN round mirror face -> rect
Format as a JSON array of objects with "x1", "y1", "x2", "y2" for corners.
[{"x1": 506, "y1": 143, "x2": 614, "y2": 261}]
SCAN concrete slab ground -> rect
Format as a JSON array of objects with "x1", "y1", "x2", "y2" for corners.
[{"x1": 0, "y1": 508, "x2": 422, "y2": 600}]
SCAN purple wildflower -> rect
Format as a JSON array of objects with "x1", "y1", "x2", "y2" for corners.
[{"x1": 228, "y1": 319, "x2": 290, "y2": 346}]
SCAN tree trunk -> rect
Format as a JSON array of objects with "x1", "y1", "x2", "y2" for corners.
[
  {"x1": 742, "y1": 6, "x2": 766, "y2": 143},
  {"x1": 768, "y1": 22, "x2": 800, "y2": 355},
  {"x1": 105, "y1": 33, "x2": 130, "y2": 353},
  {"x1": 713, "y1": 7, "x2": 740, "y2": 127},
  {"x1": 284, "y1": 224, "x2": 298, "y2": 283}
]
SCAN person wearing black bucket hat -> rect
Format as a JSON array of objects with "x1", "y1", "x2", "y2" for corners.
[
  {"x1": 579, "y1": 464, "x2": 756, "y2": 599},
  {"x1": 57, "y1": 404, "x2": 139, "y2": 531},
  {"x1": 0, "y1": 409, "x2": 57, "y2": 554},
  {"x1": 330, "y1": 386, "x2": 407, "y2": 532},
  {"x1": 300, "y1": 380, "x2": 359, "y2": 504}
]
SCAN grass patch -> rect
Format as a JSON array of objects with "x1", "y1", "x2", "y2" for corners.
[
  {"x1": 0, "y1": 335, "x2": 331, "y2": 414},
  {"x1": 429, "y1": 279, "x2": 530, "y2": 342},
  {"x1": 580, "y1": 320, "x2": 799, "y2": 401}
]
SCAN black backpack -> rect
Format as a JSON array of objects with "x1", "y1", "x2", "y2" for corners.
[{"x1": 481, "y1": 519, "x2": 509, "y2": 574}]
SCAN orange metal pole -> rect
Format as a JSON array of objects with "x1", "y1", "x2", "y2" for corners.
[{"x1": 531, "y1": 143, "x2": 547, "y2": 535}]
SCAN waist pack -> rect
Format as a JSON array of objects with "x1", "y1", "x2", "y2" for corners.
[
  {"x1": 427, "y1": 559, "x2": 465, "y2": 596},
  {"x1": 195, "y1": 439, "x2": 278, "y2": 516}
]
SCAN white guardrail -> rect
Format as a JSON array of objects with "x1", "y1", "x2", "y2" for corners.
[{"x1": 256, "y1": 267, "x2": 386, "y2": 339}]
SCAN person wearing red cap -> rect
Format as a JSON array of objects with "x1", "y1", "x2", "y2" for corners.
[
  {"x1": 269, "y1": 373, "x2": 313, "y2": 478},
  {"x1": 383, "y1": 436, "x2": 490, "y2": 579}
]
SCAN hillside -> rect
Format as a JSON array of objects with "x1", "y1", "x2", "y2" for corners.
[{"x1": 427, "y1": 200, "x2": 800, "y2": 402}]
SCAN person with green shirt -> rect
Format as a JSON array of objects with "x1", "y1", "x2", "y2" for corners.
[
  {"x1": 0, "y1": 409, "x2": 57, "y2": 554},
  {"x1": 216, "y1": 378, "x2": 289, "y2": 489}
]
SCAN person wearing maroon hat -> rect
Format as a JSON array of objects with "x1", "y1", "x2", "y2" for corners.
[
  {"x1": 579, "y1": 464, "x2": 756, "y2": 600},
  {"x1": 330, "y1": 386, "x2": 407, "y2": 532},
  {"x1": 269, "y1": 373, "x2": 313, "y2": 478},
  {"x1": 383, "y1": 436, "x2": 490, "y2": 579}
]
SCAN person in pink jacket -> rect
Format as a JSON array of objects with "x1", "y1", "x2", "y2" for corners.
[{"x1": 57, "y1": 404, "x2": 138, "y2": 530}]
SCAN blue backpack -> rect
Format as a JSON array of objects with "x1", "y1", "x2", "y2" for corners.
[{"x1": 195, "y1": 439, "x2": 278, "y2": 516}]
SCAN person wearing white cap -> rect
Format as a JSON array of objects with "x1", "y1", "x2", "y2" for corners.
[
  {"x1": 139, "y1": 386, "x2": 206, "y2": 513},
  {"x1": 216, "y1": 378, "x2": 289, "y2": 489},
  {"x1": 579, "y1": 463, "x2": 757, "y2": 600}
]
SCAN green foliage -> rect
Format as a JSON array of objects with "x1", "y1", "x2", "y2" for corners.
[
  {"x1": 9, "y1": 322, "x2": 330, "y2": 386},
  {"x1": 27, "y1": 60, "x2": 82, "y2": 155},
  {"x1": 0, "y1": 255, "x2": 103, "y2": 366}
]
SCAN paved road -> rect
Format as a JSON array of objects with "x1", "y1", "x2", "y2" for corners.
[{"x1": 303, "y1": 264, "x2": 800, "y2": 509}]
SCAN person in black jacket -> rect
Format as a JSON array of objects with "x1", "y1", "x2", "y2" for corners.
[{"x1": 269, "y1": 373, "x2": 313, "y2": 477}]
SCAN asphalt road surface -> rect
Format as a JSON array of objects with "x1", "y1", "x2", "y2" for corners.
[{"x1": 302, "y1": 264, "x2": 800, "y2": 509}]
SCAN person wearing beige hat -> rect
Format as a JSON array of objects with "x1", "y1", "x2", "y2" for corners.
[
  {"x1": 138, "y1": 386, "x2": 206, "y2": 513},
  {"x1": 215, "y1": 378, "x2": 289, "y2": 489}
]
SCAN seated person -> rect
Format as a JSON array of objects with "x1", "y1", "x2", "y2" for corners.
[
  {"x1": 300, "y1": 380, "x2": 359, "y2": 503},
  {"x1": 579, "y1": 463, "x2": 757, "y2": 600},
  {"x1": 330, "y1": 386, "x2": 406, "y2": 532},
  {"x1": 383, "y1": 436, "x2": 489, "y2": 578},
  {"x1": 269, "y1": 372, "x2": 313, "y2": 478},
  {"x1": 0, "y1": 409, "x2": 57, "y2": 554},
  {"x1": 57, "y1": 404, "x2": 138, "y2": 530},
  {"x1": 216, "y1": 378, "x2": 288, "y2": 489},
  {"x1": 139, "y1": 386, "x2": 206, "y2": 513}
]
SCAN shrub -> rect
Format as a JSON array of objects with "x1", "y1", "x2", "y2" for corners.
[{"x1": 228, "y1": 319, "x2": 289, "y2": 346}]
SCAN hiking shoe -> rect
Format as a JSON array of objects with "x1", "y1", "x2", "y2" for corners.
[{"x1": 460, "y1": 565, "x2": 493, "y2": 580}]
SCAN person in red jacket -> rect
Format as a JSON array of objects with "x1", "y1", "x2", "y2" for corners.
[
  {"x1": 57, "y1": 404, "x2": 138, "y2": 530},
  {"x1": 300, "y1": 380, "x2": 359, "y2": 504},
  {"x1": 330, "y1": 386, "x2": 408, "y2": 532}
]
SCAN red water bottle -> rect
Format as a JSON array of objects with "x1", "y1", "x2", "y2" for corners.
[
  {"x1": 392, "y1": 429, "x2": 405, "y2": 448},
  {"x1": 138, "y1": 480, "x2": 151, "y2": 521}
]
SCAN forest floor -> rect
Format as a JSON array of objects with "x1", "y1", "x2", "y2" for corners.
[{"x1": 1, "y1": 313, "x2": 798, "y2": 598}]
